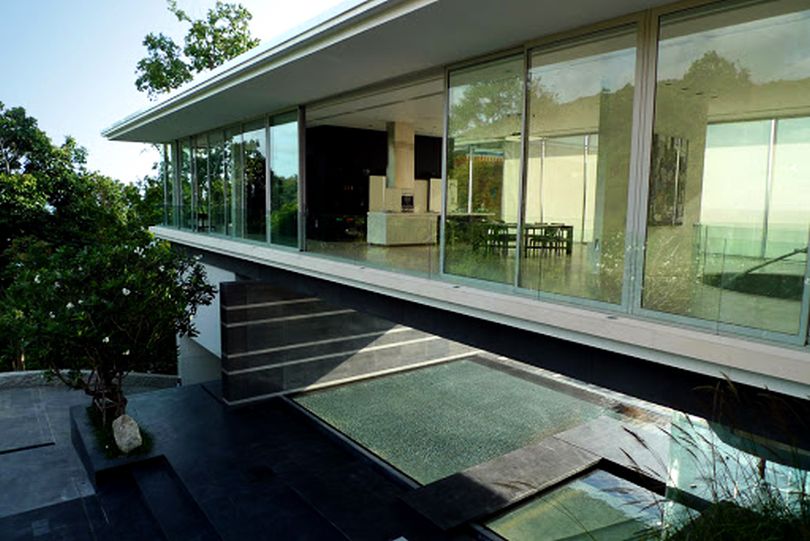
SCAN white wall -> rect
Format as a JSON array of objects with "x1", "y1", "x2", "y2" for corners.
[{"x1": 192, "y1": 263, "x2": 235, "y2": 357}]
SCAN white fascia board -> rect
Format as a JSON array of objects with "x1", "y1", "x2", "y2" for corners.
[
  {"x1": 151, "y1": 226, "x2": 810, "y2": 399},
  {"x1": 102, "y1": 0, "x2": 435, "y2": 140}
]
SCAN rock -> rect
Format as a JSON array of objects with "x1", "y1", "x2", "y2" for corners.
[{"x1": 112, "y1": 414, "x2": 143, "y2": 453}]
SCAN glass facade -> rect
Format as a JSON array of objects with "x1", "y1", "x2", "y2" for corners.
[
  {"x1": 179, "y1": 139, "x2": 193, "y2": 230},
  {"x1": 162, "y1": 143, "x2": 175, "y2": 227},
  {"x1": 269, "y1": 112, "x2": 299, "y2": 247},
  {"x1": 159, "y1": 0, "x2": 810, "y2": 345},
  {"x1": 521, "y1": 28, "x2": 636, "y2": 303},
  {"x1": 163, "y1": 113, "x2": 299, "y2": 245},
  {"x1": 241, "y1": 122, "x2": 268, "y2": 242},
  {"x1": 445, "y1": 56, "x2": 524, "y2": 285},
  {"x1": 641, "y1": 0, "x2": 810, "y2": 336},
  {"x1": 193, "y1": 135, "x2": 210, "y2": 232},
  {"x1": 227, "y1": 129, "x2": 244, "y2": 238},
  {"x1": 209, "y1": 131, "x2": 228, "y2": 235}
]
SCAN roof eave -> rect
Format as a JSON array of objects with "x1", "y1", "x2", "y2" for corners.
[{"x1": 102, "y1": 0, "x2": 427, "y2": 141}]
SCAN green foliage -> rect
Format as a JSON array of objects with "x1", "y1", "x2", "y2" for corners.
[
  {"x1": 666, "y1": 501, "x2": 810, "y2": 541},
  {"x1": 0, "y1": 102, "x2": 214, "y2": 418},
  {"x1": 449, "y1": 72, "x2": 523, "y2": 139},
  {"x1": 135, "y1": 33, "x2": 193, "y2": 99},
  {"x1": 270, "y1": 200, "x2": 298, "y2": 242},
  {"x1": 645, "y1": 382, "x2": 810, "y2": 541},
  {"x1": 0, "y1": 103, "x2": 133, "y2": 284},
  {"x1": 4, "y1": 235, "x2": 209, "y2": 370},
  {"x1": 124, "y1": 156, "x2": 166, "y2": 228},
  {"x1": 1, "y1": 234, "x2": 214, "y2": 416},
  {"x1": 135, "y1": 1, "x2": 260, "y2": 99}
]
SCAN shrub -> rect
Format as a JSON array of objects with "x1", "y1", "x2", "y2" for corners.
[{"x1": 1, "y1": 232, "x2": 214, "y2": 423}]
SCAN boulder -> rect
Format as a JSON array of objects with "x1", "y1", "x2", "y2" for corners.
[{"x1": 112, "y1": 414, "x2": 143, "y2": 453}]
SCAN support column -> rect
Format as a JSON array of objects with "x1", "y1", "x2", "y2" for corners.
[{"x1": 386, "y1": 121, "x2": 415, "y2": 190}]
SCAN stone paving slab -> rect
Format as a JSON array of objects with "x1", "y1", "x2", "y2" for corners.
[
  {"x1": 0, "y1": 443, "x2": 94, "y2": 519},
  {"x1": 402, "y1": 436, "x2": 600, "y2": 530},
  {"x1": 0, "y1": 384, "x2": 165, "y2": 520},
  {"x1": 0, "y1": 415, "x2": 52, "y2": 454},
  {"x1": 554, "y1": 416, "x2": 670, "y2": 483},
  {"x1": 402, "y1": 415, "x2": 671, "y2": 531},
  {"x1": 1, "y1": 381, "x2": 472, "y2": 540}
]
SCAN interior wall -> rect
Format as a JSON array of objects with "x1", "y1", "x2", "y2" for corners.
[
  {"x1": 305, "y1": 126, "x2": 442, "y2": 213},
  {"x1": 306, "y1": 126, "x2": 387, "y2": 218}
]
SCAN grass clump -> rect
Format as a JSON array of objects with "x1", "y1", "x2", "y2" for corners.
[{"x1": 666, "y1": 500, "x2": 810, "y2": 541}]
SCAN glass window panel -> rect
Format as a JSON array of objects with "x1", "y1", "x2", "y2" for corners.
[
  {"x1": 520, "y1": 28, "x2": 637, "y2": 304},
  {"x1": 192, "y1": 134, "x2": 210, "y2": 232},
  {"x1": 487, "y1": 470, "x2": 669, "y2": 541},
  {"x1": 163, "y1": 143, "x2": 175, "y2": 226},
  {"x1": 771, "y1": 118, "x2": 810, "y2": 260},
  {"x1": 242, "y1": 123, "x2": 268, "y2": 242},
  {"x1": 227, "y1": 129, "x2": 244, "y2": 238},
  {"x1": 209, "y1": 131, "x2": 228, "y2": 235},
  {"x1": 179, "y1": 139, "x2": 193, "y2": 229},
  {"x1": 269, "y1": 112, "x2": 299, "y2": 248},
  {"x1": 642, "y1": 1, "x2": 810, "y2": 336},
  {"x1": 445, "y1": 55, "x2": 524, "y2": 285}
]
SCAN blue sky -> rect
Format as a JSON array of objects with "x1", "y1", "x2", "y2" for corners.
[{"x1": 0, "y1": 0, "x2": 344, "y2": 184}]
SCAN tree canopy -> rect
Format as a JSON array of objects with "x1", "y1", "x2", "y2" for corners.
[
  {"x1": 0, "y1": 103, "x2": 214, "y2": 416},
  {"x1": 135, "y1": 0, "x2": 260, "y2": 99}
]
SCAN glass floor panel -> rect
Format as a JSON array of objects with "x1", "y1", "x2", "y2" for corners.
[
  {"x1": 293, "y1": 359, "x2": 607, "y2": 484},
  {"x1": 486, "y1": 470, "x2": 665, "y2": 541}
]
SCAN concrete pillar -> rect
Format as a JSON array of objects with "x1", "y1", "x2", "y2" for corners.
[{"x1": 386, "y1": 121, "x2": 415, "y2": 190}]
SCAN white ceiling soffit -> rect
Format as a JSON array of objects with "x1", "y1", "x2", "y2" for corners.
[
  {"x1": 104, "y1": 0, "x2": 673, "y2": 143},
  {"x1": 307, "y1": 74, "x2": 444, "y2": 135}
]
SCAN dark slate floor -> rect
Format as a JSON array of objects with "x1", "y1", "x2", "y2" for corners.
[
  {"x1": 0, "y1": 383, "x2": 473, "y2": 541},
  {"x1": 0, "y1": 387, "x2": 97, "y2": 519}
]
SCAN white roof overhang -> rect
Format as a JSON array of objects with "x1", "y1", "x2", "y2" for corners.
[{"x1": 104, "y1": 0, "x2": 672, "y2": 143}]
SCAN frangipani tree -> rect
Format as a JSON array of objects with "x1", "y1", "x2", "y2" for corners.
[{"x1": 3, "y1": 233, "x2": 214, "y2": 424}]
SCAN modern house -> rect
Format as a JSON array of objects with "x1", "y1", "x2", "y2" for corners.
[{"x1": 104, "y1": 0, "x2": 810, "y2": 439}]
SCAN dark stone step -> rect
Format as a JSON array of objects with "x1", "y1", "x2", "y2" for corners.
[
  {"x1": 223, "y1": 327, "x2": 428, "y2": 372},
  {"x1": 224, "y1": 338, "x2": 475, "y2": 401},
  {"x1": 131, "y1": 458, "x2": 221, "y2": 541},
  {"x1": 96, "y1": 473, "x2": 168, "y2": 540},
  {"x1": 402, "y1": 436, "x2": 599, "y2": 530},
  {"x1": 402, "y1": 416, "x2": 671, "y2": 531},
  {"x1": 222, "y1": 298, "x2": 331, "y2": 324},
  {"x1": 223, "y1": 311, "x2": 398, "y2": 354},
  {"x1": 0, "y1": 475, "x2": 167, "y2": 541}
]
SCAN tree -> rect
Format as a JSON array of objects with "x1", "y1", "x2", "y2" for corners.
[
  {"x1": 3, "y1": 234, "x2": 214, "y2": 422},
  {"x1": 135, "y1": 1, "x2": 260, "y2": 99},
  {"x1": 0, "y1": 102, "x2": 214, "y2": 416},
  {"x1": 0, "y1": 103, "x2": 131, "y2": 283}
]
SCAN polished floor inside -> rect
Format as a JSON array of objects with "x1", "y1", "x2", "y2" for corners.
[{"x1": 308, "y1": 238, "x2": 806, "y2": 335}]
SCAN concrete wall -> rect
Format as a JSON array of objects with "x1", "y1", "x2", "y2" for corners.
[{"x1": 178, "y1": 335, "x2": 222, "y2": 386}]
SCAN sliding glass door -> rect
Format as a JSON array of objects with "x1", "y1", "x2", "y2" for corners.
[
  {"x1": 444, "y1": 55, "x2": 524, "y2": 285},
  {"x1": 640, "y1": 0, "x2": 810, "y2": 338},
  {"x1": 269, "y1": 111, "x2": 300, "y2": 248},
  {"x1": 520, "y1": 27, "x2": 637, "y2": 304}
]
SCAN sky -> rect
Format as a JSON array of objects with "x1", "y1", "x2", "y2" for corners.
[{"x1": 0, "y1": 0, "x2": 346, "y2": 184}]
